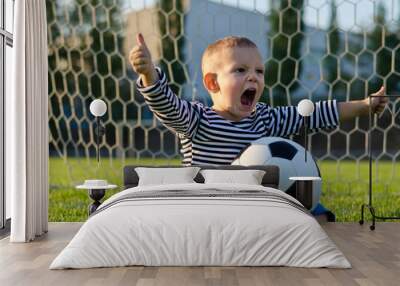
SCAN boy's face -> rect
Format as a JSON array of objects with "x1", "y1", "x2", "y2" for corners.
[{"x1": 205, "y1": 46, "x2": 265, "y2": 121}]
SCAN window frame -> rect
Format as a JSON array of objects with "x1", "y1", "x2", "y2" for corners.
[{"x1": 0, "y1": 0, "x2": 13, "y2": 235}]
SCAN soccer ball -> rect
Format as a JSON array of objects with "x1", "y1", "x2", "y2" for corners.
[{"x1": 232, "y1": 137, "x2": 321, "y2": 210}]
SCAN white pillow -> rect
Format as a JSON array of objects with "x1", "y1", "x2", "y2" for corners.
[
  {"x1": 135, "y1": 167, "x2": 201, "y2": 186},
  {"x1": 200, "y1": 169, "x2": 266, "y2": 185}
]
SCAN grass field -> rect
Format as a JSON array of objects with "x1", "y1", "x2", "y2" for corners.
[{"x1": 49, "y1": 157, "x2": 400, "y2": 222}]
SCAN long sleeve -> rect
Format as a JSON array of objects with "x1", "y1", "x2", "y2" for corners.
[
  {"x1": 136, "y1": 67, "x2": 202, "y2": 138},
  {"x1": 261, "y1": 100, "x2": 339, "y2": 137}
]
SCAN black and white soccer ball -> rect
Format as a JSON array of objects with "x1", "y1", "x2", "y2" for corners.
[{"x1": 232, "y1": 137, "x2": 321, "y2": 210}]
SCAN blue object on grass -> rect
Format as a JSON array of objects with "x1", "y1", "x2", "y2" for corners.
[{"x1": 311, "y1": 203, "x2": 336, "y2": 222}]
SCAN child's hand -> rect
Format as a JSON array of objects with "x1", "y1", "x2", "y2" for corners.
[
  {"x1": 129, "y1": 33, "x2": 158, "y2": 86},
  {"x1": 339, "y1": 86, "x2": 389, "y2": 120},
  {"x1": 368, "y1": 86, "x2": 388, "y2": 114}
]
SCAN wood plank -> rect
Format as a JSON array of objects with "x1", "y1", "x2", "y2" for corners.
[{"x1": 0, "y1": 222, "x2": 399, "y2": 285}]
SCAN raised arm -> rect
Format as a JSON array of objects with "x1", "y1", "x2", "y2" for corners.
[
  {"x1": 129, "y1": 33, "x2": 201, "y2": 138},
  {"x1": 129, "y1": 33, "x2": 158, "y2": 87}
]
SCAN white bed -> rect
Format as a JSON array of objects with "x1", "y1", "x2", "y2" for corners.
[{"x1": 50, "y1": 182, "x2": 351, "y2": 269}]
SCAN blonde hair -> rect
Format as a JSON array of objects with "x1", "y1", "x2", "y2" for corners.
[{"x1": 201, "y1": 36, "x2": 258, "y2": 75}]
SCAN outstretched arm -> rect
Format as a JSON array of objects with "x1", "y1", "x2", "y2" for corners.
[
  {"x1": 265, "y1": 86, "x2": 389, "y2": 137},
  {"x1": 264, "y1": 100, "x2": 339, "y2": 137},
  {"x1": 338, "y1": 86, "x2": 388, "y2": 121}
]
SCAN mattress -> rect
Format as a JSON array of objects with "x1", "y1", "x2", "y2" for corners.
[{"x1": 50, "y1": 183, "x2": 351, "y2": 269}]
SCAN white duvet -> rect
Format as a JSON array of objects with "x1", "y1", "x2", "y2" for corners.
[{"x1": 50, "y1": 183, "x2": 351, "y2": 269}]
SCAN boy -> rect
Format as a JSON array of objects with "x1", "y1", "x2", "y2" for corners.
[{"x1": 129, "y1": 34, "x2": 388, "y2": 166}]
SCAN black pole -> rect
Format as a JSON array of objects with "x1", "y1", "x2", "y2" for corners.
[
  {"x1": 304, "y1": 116, "x2": 308, "y2": 162},
  {"x1": 359, "y1": 94, "x2": 400, "y2": 230},
  {"x1": 96, "y1": 116, "x2": 100, "y2": 163},
  {"x1": 368, "y1": 96, "x2": 372, "y2": 206}
]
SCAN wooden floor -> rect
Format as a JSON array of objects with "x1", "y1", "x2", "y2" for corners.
[{"x1": 0, "y1": 222, "x2": 399, "y2": 286}]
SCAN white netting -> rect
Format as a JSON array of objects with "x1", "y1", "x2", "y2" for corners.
[{"x1": 47, "y1": 0, "x2": 400, "y2": 187}]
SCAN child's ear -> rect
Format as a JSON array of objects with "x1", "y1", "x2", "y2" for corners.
[{"x1": 203, "y1": 73, "x2": 219, "y2": 92}]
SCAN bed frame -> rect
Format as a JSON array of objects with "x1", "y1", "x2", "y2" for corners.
[{"x1": 123, "y1": 165, "x2": 280, "y2": 189}]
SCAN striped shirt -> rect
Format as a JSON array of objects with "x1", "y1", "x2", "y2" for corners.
[{"x1": 137, "y1": 68, "x2": 339, "y2": 166}]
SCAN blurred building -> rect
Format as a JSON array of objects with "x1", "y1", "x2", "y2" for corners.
[{"x1": 123, "y1": 7, "x2": 162, "y2": 67}]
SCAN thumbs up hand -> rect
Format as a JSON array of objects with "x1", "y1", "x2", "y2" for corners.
[
  {"x1": 369, "y1": 86, "x2": 388, "y2": 114},
  {"x1": 129, "y1": 33, "x2": 158, "y2": 86}
]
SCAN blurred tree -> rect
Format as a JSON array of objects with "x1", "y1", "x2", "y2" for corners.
[
  {"x1": 47, "y1": 0, "x2": 125, "y2": 157},
  {"x1": 47, "y1": 0, "x2": 188, "y2": 158},
  {"x1": 322, "y1": 0, "x2": 339, "y2": 87},
  {"x1": 368, "y1": 2, "x2": 391, "y2": 94},
  {"x1": 324, "y1": 0, "x2": 352, "y2": 102},
  {"x1": 47, "y1": 0, "x2": 125, "y2": 103},
  {"x1": 158, "y1": 0, "x2": 186, "y2": 96},
  {"x1": 264, "y1": 0, "x2": 305, "y2": 106}
]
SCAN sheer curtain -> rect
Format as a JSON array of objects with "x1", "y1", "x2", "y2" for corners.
[{"x1": 6, "y1": 0, "x2": 48, "y2": 242}]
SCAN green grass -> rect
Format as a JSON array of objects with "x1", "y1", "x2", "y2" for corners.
[{"x1": 49, "y1": 158, "x2": 400, "y2": 222}]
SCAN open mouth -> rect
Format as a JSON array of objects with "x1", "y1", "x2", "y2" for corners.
[{"x1": 240, "y1": 88, "x2": 256, "y2": 107}]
